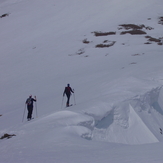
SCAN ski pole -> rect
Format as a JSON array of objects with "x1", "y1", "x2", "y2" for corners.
[
  {"x1": 73, "y1": 89, "x2": 76, "y2": 105},
  {"x1": 35, "y1": 96, "x2": 38, "y2": 118},
  {"x1": 61, "y1": 95, "x2": 64, "y2": 109},
  {"x1": 35, "y1": 102, "x2": 38, "y2": 118},
  {"x1": 22, "y1": 103, "x2": 26, "y2": 122}
]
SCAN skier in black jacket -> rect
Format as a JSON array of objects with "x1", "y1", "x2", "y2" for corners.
[
  {"x1": 63, "y1": 84, "x2": 74, "y2": 107},
  {"x1": 26, "y1": 95, "x2": 37, "y2": 121}
]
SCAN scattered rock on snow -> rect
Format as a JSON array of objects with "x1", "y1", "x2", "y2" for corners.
[
  {"x1": 145, "y1": 36, "x2": 163, "y2": 45},
  {"x1": 120, "y1": 30, "x2": 146, "y2": 35},
  {"x1": 158, "y1": 17, "x2": 163, "y2": 25},
  {"x1": 95, "y1": 41, "x2": 116, "y2": 48},
  {"x1": 0, "y1": 133, "x2": 16, "y2": 139},
  {"x1": 0, "y1": 13, "x2": 9, "y2": 18},
  {"x1": 92, "y1": 31, "x2": 116, "y2": 37}
]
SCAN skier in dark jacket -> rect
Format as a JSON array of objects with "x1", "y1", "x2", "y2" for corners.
[
  {"x1": 26, "y1": 95, "x2": 37, "y2": 121},
  {"x1": 63, "y1": 84, "x2": 74, "y2": 107}
]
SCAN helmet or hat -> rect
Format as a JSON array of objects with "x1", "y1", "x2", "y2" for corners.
[{"x1": 67, "y1": 84, "x2": 70, "y2": 87}]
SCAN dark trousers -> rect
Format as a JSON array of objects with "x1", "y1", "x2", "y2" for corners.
[
  {"x1": 66, "y1": 94, "x2": 70, "y2": 106},
  {"x1": 27, "y1": 105, "x2": 33, "y2": 119}
]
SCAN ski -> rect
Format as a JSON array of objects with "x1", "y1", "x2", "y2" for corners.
[
  {"x1": 27, "y1": 118, "x2": 34, "y2": 121},
  {"x1": 65, "y1": 104, "x2": 73, "y2": 108}
]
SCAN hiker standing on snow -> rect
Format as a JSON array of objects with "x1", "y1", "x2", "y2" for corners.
[
  {"x1": 26, "y1": 95, "x2": 37, "y2": 121},
  {"x1": 63, "y1": 84, "x2": 74, "y2": 107}
]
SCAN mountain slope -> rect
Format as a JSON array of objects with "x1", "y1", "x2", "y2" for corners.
[{"x1": 0, "y1": 0, "x2": 163, "y2": 162}]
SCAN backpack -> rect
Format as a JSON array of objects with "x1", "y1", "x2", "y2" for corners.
[
  {"x1": 66, "y1": 87, "x2": 71, "y2": 92},
  {"x1": 27, "y1": 98, "x2": 32, "y2": 105}
]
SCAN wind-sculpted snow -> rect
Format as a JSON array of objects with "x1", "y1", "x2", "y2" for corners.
[{"x1": 85, "y1": 87, "x2": 163, "y2": 144}]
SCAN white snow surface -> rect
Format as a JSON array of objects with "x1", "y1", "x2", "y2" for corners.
[{"x1": 0, "y1": 0, "x2": 163, "y2": 162}]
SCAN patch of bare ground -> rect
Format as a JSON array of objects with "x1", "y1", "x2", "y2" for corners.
[
  {"x1": 132, "y1": 53, "x2": 144, "y2": 56},
  {"x1": 92, "y1": 31, "x2": 116, "y2": 36},
  {"x1": 76, "y1": 48, "x2": 85, "y2": 55},
  {"x1": 120, "y1": 30, "x2": 146, "y2": 35},
  {"x1": 144, "y1": 42, "x2": 152, "y2": 45},
  {"x1": 130, "y1": 62, "x2": 137, "y2": 65},
  {"x1": 95, "y1": 41, "x2": 116, "y2": 48},
  {"x1": 119, "y1": 24, "x2": 153, "y2": 35},
  {"x1": 0, "y1": 133, "x2": 16, "y2": 139},
  {"x1": 132, "y1": 54, "x2": 140, "y2": 56},
  {"x1": 145, "y1": 36, "x2": 163, "y2": 45},
  {"x1": 158, "y1": 17, "x2": 163, "y2": 25},
  {"x1": 68, "y1": 48, "x2": 85, "y2": 56},
  {"x1": 119, "y1": 24, "x2": 143, "y2": 30},
  {"x1": 0, "y1": 13, "x2": 9, "y2": 18},
  {"x1": 119, "y1": 24, "x2": 153, "y2": 30},
  {"x1": 83, "y1": 39, "x2": 90, "y2": 44}
]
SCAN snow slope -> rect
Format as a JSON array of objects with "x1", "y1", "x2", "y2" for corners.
[{"x1": 0, "y1": 0, "x2": 163, "y2": 162}]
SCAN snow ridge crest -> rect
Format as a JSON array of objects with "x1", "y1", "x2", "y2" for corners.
[{"x1": 91, "y1": 87, "x2": 163, "y2": 144}]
